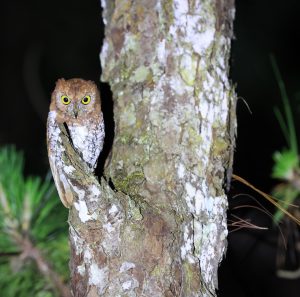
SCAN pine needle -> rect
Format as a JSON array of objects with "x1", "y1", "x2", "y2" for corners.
[{"x1": 232, "y1": 174, "x2": 300, "y2": 225}]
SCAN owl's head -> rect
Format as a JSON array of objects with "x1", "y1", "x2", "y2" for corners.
[{"x1": 51, "y1": 78, "x2": 101, "y2": 121}]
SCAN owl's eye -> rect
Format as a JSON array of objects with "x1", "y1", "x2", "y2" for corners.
[
  {"x1": 81, "y1": 95, "x2": 91, "y2": 105},
  {"x1": 61, "y1": 95, "x2": 71, "y2": 105}
]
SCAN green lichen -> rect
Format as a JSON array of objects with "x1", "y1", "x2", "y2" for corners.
[
  {"x1": 114, "y1": 171, "x2": 145, "y2": 197},
  {"x1": 179, "y1": 54, "x2": 198, "y2": 86},
  {"x1": 162, "y1": 0, "x2": 174, "y2": 31},
  {"x1": 120, "y1": 102, "x2": 136, "y2": 127},
  {"x1": 137, "y1": 133, "x2": 151, "y2": 145},
  {"x1": 144, "y1": 155, "x2": 167, "y2": 184},
  {"x1": 123, "y1": 33, "x2": 139, "y2": 55},
  {"x1": 128, "y1": 198, "x2": 143, "y2": 221},
  {"x1": 212, "y1": 138, "x2": 228, "y2": 156},
  {"x1": 130, "y1": 206, "x2": 143, "y2": 220},
  {"x1": 211, "y1": 120, "x2": 228, "y2": 157},
  {"x1": 132, "y1": 66, "x2": 151, "y2": 83},
  {"x1": 119, "y1": 133, "x2": 134, "y2": 145},
  {"x1": 183, "y1": 262, "x2": 194, "y2": 291},
  {"x1": 149, "y1": 110, "x2": 162, "y2": 127},
  {"x1": 120, "y1": 62, "x2": 134, "y2": 81},
  {"x1": 201, "y1": 0, "x2": 216, "y2": 20},
  {"x1": 151, "y1": 62, "x2": 164, "y2": 80},
  {"x1": 150, "y1": 265, "x2": 162, "y2": 277},
  {"x1": 188, "y1": 126, "x2": 203, "y2": 145}
]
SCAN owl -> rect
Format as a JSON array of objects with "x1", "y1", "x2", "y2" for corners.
[{"x1": 47, "y1": 78, "x2": 105, "y2": 207}]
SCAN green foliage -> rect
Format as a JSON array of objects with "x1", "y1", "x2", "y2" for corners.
[
  {"x1": 272, "y1": 149, "x2": 298, "y2": 180},
  {"x1": 0, "y1": 259, "x2": 53, "y2": 297},
  {"x1": 0, "y1": 146, "x2": 69, "y2": 296},
  {"x1": 272, "y1": 184, "x2": 299, "y2": 223},
  {"x1": 270, "y1": 56, "x2": 300, "y2": 223}
]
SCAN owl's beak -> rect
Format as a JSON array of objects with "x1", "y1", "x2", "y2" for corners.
[{"x1": 73, "y1": 104, "x2": 79, "y2": 118}]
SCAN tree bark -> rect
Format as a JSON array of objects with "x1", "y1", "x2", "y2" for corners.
[{"x1": 66, "y1": 0, "x2": 236, "y2": 296}]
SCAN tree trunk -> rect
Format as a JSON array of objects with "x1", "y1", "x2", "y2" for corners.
[{"x1": 67, "y1": 0, "x2": 236, "y2": 296}]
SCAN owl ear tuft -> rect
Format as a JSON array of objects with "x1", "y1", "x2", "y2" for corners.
[{"x1": 55, "y1": 78, "x2": 66, "y2": 87}]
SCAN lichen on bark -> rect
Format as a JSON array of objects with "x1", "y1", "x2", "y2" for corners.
[{"x1": 67, "y1": 0, "x2": 236, "y2": 296}]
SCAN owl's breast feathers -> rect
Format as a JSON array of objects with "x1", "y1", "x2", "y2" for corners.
[{"x1": 68, "y1": 115, "x2": 105, "y2": 169}]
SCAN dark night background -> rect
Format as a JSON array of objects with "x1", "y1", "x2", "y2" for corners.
[{"x1": 1, "y1": 1, "x2": 300, "y2": 296}]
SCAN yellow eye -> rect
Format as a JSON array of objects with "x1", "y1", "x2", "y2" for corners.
[
  {"x1": 61, "y1": 95, "x2": 71, "y2": 105},
  {"x1": 81, "y1": 95, "x2": 91, "y2": 105}
]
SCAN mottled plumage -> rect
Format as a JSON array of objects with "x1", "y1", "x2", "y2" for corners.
[{"x1": 47, "y1": 78, "x2": 104, "y2": 207}]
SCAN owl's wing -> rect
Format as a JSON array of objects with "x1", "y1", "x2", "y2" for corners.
[
  {"x1": 47, "y1": 111, "x2": 74, "y2": 208},
  {"x1": 48, "y1": 154, "x2": 74, "y2": 208}
]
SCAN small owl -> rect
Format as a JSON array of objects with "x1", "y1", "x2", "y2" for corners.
[{"x1": 47, "y1": 78, "x2": 105, "y2": 207}]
